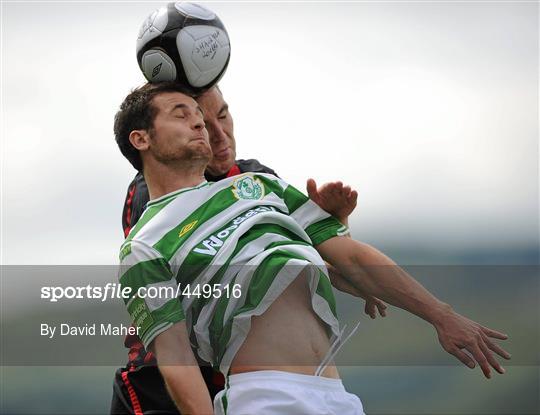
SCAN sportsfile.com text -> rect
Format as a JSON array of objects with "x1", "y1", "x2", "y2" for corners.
[{"x1": 40, "y1": 283, "x2": 242, "y2": 303}]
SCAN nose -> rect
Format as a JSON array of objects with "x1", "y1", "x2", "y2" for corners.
[
  {"x1": 193, "y1": 117, "x2": 204, "y2": 131},
  {"x1": 207, "y1": 122, "x2": 227, "y2": 144}
]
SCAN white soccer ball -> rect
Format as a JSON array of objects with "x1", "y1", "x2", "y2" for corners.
[{"x1": 136, "y1": 2, "x2": 231, "y2": 93}]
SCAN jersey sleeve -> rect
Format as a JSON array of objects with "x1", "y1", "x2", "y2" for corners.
[
  {"x1": 122, "y1": 173, "x2": 150, "y2": 237},
  {"x1": 118, "y1": 240, "x2": 185, "y2": 349},
  {"x1": 258, "y1": 174, "x2": 349, "y2": 246}
]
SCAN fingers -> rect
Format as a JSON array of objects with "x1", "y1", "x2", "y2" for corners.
[
  {"x1": 331, "y1": 183, "x2": 357, "y2": 203},
  {"x1": 376, "y1": 300, "x2": 387, "y2": 317},
  {"x1": 316, "y1": 181, "x2": 357, "y2": 198},
  {"x1": 365, "y1": 302, "x2": 376, "y2": 319},
  {"x1": 328, "y1": 182, "x2": 343, "y2": 197},
  {"x1": 467, "y1": 343, "x2": 492, "y2": 378},
  {"x1": 306, "y1": 178, "x2": 318, "y2": 200},
  {"x1": 348, "y1": 190, "x2": 358, "y2": 205},
  {"x1": 478, "y1": 338, "x2": 506, "y2": 375},
  {"x1": 364, "y1": 298, "x2": 388, "y2": 319},
  {"x1": 439, "y1": 315, "x2": 509, "y2": 378},
  {"x1": 448, "y1": 346, "x2": 476, "y2": 370},
  {"x1": 482, "y1": 333, "x2": 511, "y2": 360},
  {"x1": 451, "y1": 338, "x2": 508, "y2": 379},
  {"x1": 481, "y1": 325, "x2": 508, "y2": 340}
]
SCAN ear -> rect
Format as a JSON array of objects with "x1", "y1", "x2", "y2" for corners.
[{"x1": 129, "y1": 130, "x2": 150, "y2": 151}]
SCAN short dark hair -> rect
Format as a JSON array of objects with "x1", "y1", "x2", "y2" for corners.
[{"x1": 113, "y1": 82, "x2": 195, "y2": 171}]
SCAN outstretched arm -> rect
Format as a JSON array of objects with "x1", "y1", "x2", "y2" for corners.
[
  {"x1": 316, "y1": 237, "x2": 511, "y2": 378},
  {"x1": 151, "y1": 322, "x2": 213, "y2": 415}
]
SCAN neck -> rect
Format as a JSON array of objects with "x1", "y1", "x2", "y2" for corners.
[{"x1": 143, "y1": 160, "x2": 207, "y2": 200}]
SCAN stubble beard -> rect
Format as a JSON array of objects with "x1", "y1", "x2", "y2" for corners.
[{"x1": 153, "y1": 142, "x2": 212, "y2": 172}]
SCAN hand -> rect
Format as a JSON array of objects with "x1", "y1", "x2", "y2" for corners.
[
  {"x1": 364, "y1": 295, "x2": 388, "y2": 319},
  {"x1": 306, "y1": 178, "x2": 358, "y2": 224},
  {"x1": 434, "y1": 310, "x2": 511, "y2": 378},
  {"x1": 354, "y1": 282, "x2": 388, "y2": 319}
]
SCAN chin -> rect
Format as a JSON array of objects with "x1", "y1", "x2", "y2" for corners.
[
  {"x1": 175, "y1": 145, "x2": 211, "y2": 166},
  {"x1": 209, "y1": 159, "x2": 234, "y2": 175},
  {"x1": 193, "y1": 142, "x2": 212, "y2": 157}
]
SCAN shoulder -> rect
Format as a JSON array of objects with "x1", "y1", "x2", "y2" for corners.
[
  {"x1": 125, "y1": 182, "x2": 218, "y2": 245},
  {"x1": 125, "y1": 172, "x2": 148, "y2": 198},
  {"x1": 123, "y1": 191, "x2": 179, "y2": 246},
  {"x1": 236, "y1": 159, "x2": 279, "y2": 177},
  {"x1": 122, "y1": 172, "x2": 150, "y2": 236}
]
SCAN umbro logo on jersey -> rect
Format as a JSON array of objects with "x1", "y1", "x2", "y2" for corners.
[
  {"x1": 232, "y1": 175, "x2": 264, "y2": 200},
  {"x1": 179, "y1": 220, "x2": 198, "y2": 238}
]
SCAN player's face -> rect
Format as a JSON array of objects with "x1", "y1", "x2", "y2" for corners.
[
  {"x1": 196, "y1": 88, "x2": 236, "y2": 176},
  {"x1": 148, "y1": 92, "x2": 212, "y2": 166}
]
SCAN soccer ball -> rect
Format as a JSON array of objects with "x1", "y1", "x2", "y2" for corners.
[{"x1": 136, "y1": 2, "x2": 231, "y2": 94}]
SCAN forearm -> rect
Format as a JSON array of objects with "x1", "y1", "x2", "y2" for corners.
[
  {"x1": 319, "y1": 237, "x2": 510, "y2": 378},
  {"x1": 319, "y1": 238, "x2": 451, "y2": 324},
  {"x1": 327, "y1": 263, "x2": 364, "y2": 298},
  {"x1": 152, "y1": 322, "x2": 213, "y2": 414},
  {"x1": 347, "y1": 242, "x2": 451, "y2": 324},
  {"x1": 159, "y1": 365, "x2": 213, "y2": 415}
]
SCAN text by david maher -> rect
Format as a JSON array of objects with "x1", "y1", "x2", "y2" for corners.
[{"x1": 40, "y1": 323, "x2": 140, "y2": 338}]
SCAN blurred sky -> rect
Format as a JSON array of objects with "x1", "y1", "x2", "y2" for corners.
[{"x1": 1, "y1": 1, "x2": 538, "y2": 265}]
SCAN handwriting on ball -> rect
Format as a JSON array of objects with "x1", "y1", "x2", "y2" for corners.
[{"x1": 194, "y1": 31, "x2": 221, "y2": 59}]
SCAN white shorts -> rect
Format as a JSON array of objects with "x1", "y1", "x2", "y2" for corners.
[{"x1": 213, "y1": 370, "x2": 366, "y2": 415}]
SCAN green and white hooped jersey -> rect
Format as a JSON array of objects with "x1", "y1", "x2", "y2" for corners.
[{"x1": 118, "y1": 173, "x2": 349, "y2": 374}]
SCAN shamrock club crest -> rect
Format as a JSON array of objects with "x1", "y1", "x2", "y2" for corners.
[{"x1": 232, "y1": 175, "x2": 265, "y2": 200}]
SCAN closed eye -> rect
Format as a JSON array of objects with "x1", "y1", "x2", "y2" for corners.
[{"x1": 217, "y1": 104, "x2": 229, "y2": 120}]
